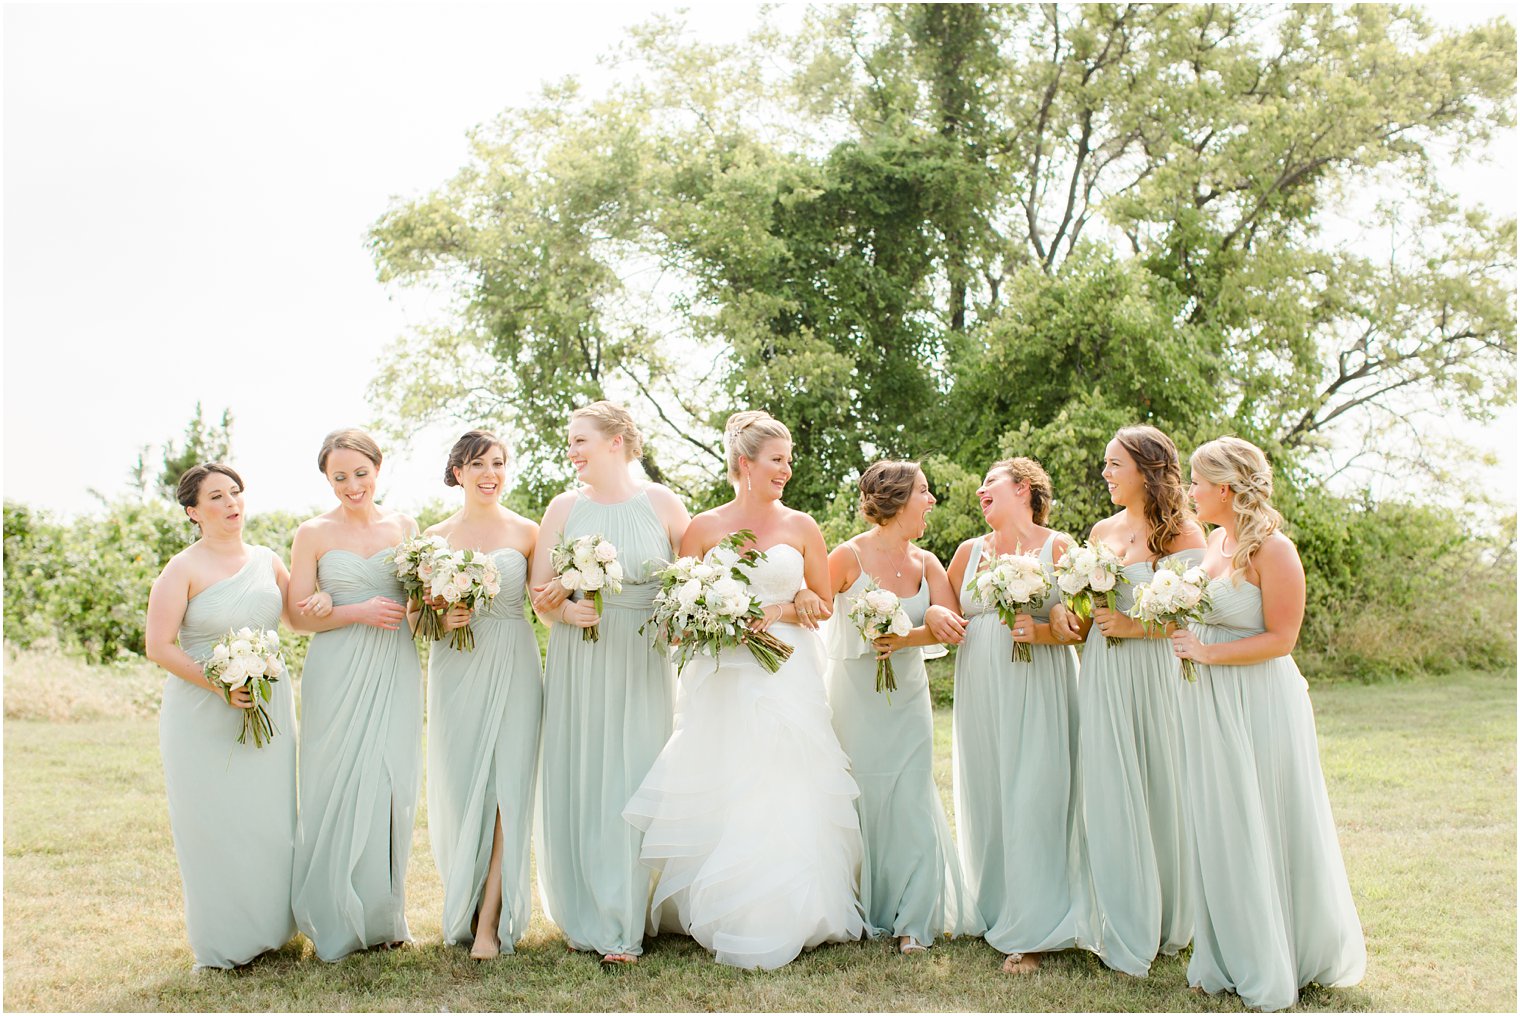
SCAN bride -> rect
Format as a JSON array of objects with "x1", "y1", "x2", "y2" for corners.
[{"x1": 623, "y1": 410, "x2": 867, "y2": 969}]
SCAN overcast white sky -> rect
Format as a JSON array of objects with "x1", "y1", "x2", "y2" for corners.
[{"x1": 4, "y1": 2, "x2": 1516, "y2": 520}]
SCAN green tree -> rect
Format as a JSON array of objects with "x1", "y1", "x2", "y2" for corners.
[{"x1": 131, "y1": 402, "x2": 235, "y2": 502}]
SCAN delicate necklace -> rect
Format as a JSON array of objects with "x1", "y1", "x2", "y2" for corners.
[{"x1": 876, "y1": 533, "x2": 913, "y2": 578}]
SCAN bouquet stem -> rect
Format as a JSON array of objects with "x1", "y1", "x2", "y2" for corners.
[
  {"x1": 410, "y1": 597, "x2": 445, "y2": 641},
  {"x1": 875, "y1": 657, "x2": 897, "y2": 700},
  {"x1": 1102, "y1": 591, "x2": 1121, "y2": 649},
  {"x1": 1179, "y1": 657, "x2": 1199, "y2": 683},
  {"x1": 449, "y1": 623, "x2": 477, "y2": 652},
  {"x1": 1011, "y1": 641, "x2": 1033, "y2": 664},
  {"x1": 582, "y1": 591, "x2": 603, "y2": 642},
  {"x1": 742, "y1": 630, "x2": 794, "y2": 673},
  {"x1": 235, "y1": 701, "x2": 278, "y2": 748}
]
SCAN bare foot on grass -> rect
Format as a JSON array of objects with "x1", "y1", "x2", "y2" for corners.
[{"x1": 1001, "y1": 952, "x2": 1041, "y2": 974}]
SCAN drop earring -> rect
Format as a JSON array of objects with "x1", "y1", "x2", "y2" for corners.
[{"x1": 746, "y1": 472, "x2": 752, "y2": 493}]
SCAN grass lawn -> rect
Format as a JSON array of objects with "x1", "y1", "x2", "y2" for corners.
[{"x1": 3, "y1": 651, "x2": 1514, "y2": 1012}]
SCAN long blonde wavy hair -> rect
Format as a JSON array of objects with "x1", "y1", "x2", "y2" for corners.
[{"x1": 1190, "y1": 436, "x2": 1284, "y2": 578}]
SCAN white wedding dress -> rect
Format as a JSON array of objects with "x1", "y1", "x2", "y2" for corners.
[{"x1": 623, "y1": 543, "x2": 867, "y2": 969}]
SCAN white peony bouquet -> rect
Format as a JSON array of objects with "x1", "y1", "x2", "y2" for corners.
[
  {"x1": 971, "y1": 550, "x2": 1053, "y2": 663},
  {"x1": 203, "y1": 627, "x2": 284, "y2": 748},
  {"x1": 1127, "y1": 560, "x2": 1215, "y2": 682},
  {"x1": 393, "y1": 533, "x2": 451, "y2": 641},
  {"x1": 1052, "y1": 539, "x2": 1129, "y2": 648},
  {"x1": 642, "y1": 530, "x2": 794, "y2": 674},
  {"x1": 846, "y1": 579, "x2": 912, "y2": 697},
  {"x1": 550, "y1": 533, "x2": 624, "y2": 643},
  {"x1": 431, "y1": 548, "x2": 502, "y2": 651}
]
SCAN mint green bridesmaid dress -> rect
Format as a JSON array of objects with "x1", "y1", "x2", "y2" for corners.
[
  {"x1": 953, "y1": 533, "x2": 1084, "y2": 958},
  {"x1": 535, "y1": 490, "x2": 675, "y2": 956},
  {"x1": 824, "y1": 552, "x2": 983, "y2": 946},
  {"x1": 1075, "y1": 548, "x2": 1203, "y2": 976},
  {"x1": 1180, "y1": 576, "x2": 1365, "y2": 1011},
  {"x1": 291, "y1": 548, "x2": 423, "y2": 962},
  {"x1": 428, "y1": 548, "x2": 543, "y2": 952},
  {"x1": 160, "y1": 546, "x2": 296, "y2": 969}
]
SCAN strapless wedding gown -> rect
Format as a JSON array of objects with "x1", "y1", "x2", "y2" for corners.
[{"x1": 623, "y1": 543, "x2": 867, "y2": 969}]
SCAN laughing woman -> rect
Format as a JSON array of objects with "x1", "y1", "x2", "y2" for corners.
[
  {"x1": 287, "y1": 428, "x2": 423, "y2": 961},
  {"x1": 529, "y1": 401, "x2": 690, "y2": 965},
  {"x1": 1168, "y1": 438, "x2": 1365, "y2": 1011},
  {"x1": 146, "y1": 463, "x2": 298, "y2": 970},
  {"x1": 823, "y1": 460, "x2": 983, "y2": 954},
  {"x1": 1051, "y1": 425, "x2": 1206, "y2": 977},
  {"x1": 946, "y1": 457, "x2": 1084, "y2": 974},
  {"x1": 425, "y1": 431, "x2": 543, "y2": 960}
]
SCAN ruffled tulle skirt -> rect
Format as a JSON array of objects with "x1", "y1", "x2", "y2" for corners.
[{"x1": 623, "y1": 623, "x2": 867, "y2": 969}]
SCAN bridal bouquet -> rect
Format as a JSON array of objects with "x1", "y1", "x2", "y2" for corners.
[
  {"x1": 642, "y1": 530, "x2": 794, "y2": 674},
  {"x1": 846, "y1": 579, "x2": 912, "y2": 697},
  {"x1": 1127, "y1": 560, "x2": 1214, "y2": 682},
  {"x1": 971, "y1": 550, "x2": 1052, "y2": 663},
  {"x1": 550, "y1": 533, "x2": 623, "y2": 643},
  {"x1": 1052, "y1": 539, "x2": 1128, "y2": 648},
  {"x1": 204, "y1": 627, "x2": 284, "y2": 748},
  {"x1": 431, "y1": 548, "x2": 502, "y2": 651},
  {"x1": 393, "y1": 533, "x2": 451, "y2": 641}
]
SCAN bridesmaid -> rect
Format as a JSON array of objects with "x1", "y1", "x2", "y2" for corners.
[
  {"x1": 1051, "y1": 425, "x2": 1206, "y2": 977},
  {"x1": 1169, "y1": 437, "x2": 1365, "y2": 1010},
  {"x1": 823, "y1": 460, "x2": 983, "y2": 953},
  {"x1": 529, "y1": 401, "x2": 690, "y2": 965},
  {"x1": 146, "y1": 463, "x2": 298, "y2": 970},
  {"x1": 424, "y1": 430, "x2": 543, "y2": 961},
  {"x1": 946, "y1": 457, "x2": 1084, "y2": 974},
  {"x1": 287, "y1": 428, "x2": 422, "y2": 961}
]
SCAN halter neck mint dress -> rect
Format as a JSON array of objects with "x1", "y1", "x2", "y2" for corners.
[
  {"x1": 1075, "y1": 547, "x2": 1203, "y2": 976},
  {"x1": 824, "y1": 548, "x2": 983, "y2": 946},
  {"x1": 291, "y1": 546, "x2": 423, "y2": 961},
  {"x1": 428, "y1": 547, "x2": 543, "y2": 953},
  {"x1": 536, "y1": 489, "x2": 675, "y2": 957},
  {"x1": 1179, "y1": 574, "x2": 1365, "y2": 1011},
  {"x1": 160, "y1": 545, "x2": 296, "y2": 969},
  {"x1": 953, "y1": 533, "x2": 1084, "y2": 958}
]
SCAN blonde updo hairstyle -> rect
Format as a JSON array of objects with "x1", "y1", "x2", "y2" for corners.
[
  {"x1": 317, "y1": 428, "x2": 383, "y2": 473},
  {"x1": 858, "y1": 460, "x2": 922, "y2": 525},
  {"x1": 989, "y1": 456, "x2": 1053, "y2": 526},
  {"x1": 570, "y1": 400, "x2": 643, "y2": 461},
  {"x1": 725, "y1": 410, "x2": 791, "y2": 485},
  {"x1": 1190, "y1": 436, "x2": 1284, "y2": 579}
]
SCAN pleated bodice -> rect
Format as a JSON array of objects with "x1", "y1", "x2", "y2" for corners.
[{"x1": 178, "y1": 549, "x2": 283, "y2": 661}]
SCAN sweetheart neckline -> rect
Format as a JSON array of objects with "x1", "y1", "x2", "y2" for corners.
[{"x1": 322, "y1": 546, "x2": 393, "y2": 562}]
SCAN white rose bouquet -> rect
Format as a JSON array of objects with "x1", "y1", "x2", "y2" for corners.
[
  {"x1": 1052, "y1": 539, "x2": 1129, "y2": 648},
  {"x1": 431, "y1": 548, "x2": 502, "y2": 651},
  {"x1": 642, "y1": 530, "x2": 794, "y2": 674},
  {"x1": 845, "y1": 579, "x2": 913, "y2": 697},
  {"x1": 203, "y1": 626, "x2": 284, "y2": 748},
  {"x1": 971, "y1": 550, "x2": 1053, "y2": 663},
  {"x1": 1127, "y1": 560, "x2": 1215, "y2": 682},
  {"x1": 551, "y1": 533, "x2": 623, "y2": 643},
  {"x1": 393, "y1": 533, "x2": 451, "y2": 641}
]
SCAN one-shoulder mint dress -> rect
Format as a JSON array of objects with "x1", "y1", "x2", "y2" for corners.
[
  {"x1": 824, "y1": 555, "x2": 983, "y2": 945},
  {"x1": 428, "y1": 547, "x2": 544, "y2": 953},
  {"x1": 953, "y1": 534, "x2": 1084, "y2": 957},
  {"x1": 536, "y1": 490, "x2": 675, "y2": 957},
  {"x1": 1075, "y1": 548, "x2": 1203, "y2": 975},
  {"x1": 1180, "y1": 576, "x2": 1365, "y2": 1011},
  {"x1": 291, "y1": 548, "x2": 423, "y2": 962},
  {"x1": 160, "y1": 546, "x2": 297, "y2": 969}
]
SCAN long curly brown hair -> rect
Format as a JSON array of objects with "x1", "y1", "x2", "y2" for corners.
[{"x1": 1115, "y1": 425, "x2": 1192, "y2": 559}]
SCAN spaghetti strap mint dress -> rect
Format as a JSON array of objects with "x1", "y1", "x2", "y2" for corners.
[
  {"x1": 824, "y1": 553, "x2": 983, "y2": 946},
  {"x1": 952, "y1": 534, "x2": 1084, "y2": 958},
  {"x1": 1180, "y1": 575, "x2": 1365, "y2": 1011},
  {"x1": 291, "y1": 547, "x2": 423, "y2": 962},
  {"x1": 1075, "y1": 548, "x2": 1203, "y2": 976},
  {"x1": 536, "y1": 489, "x2": 675, "y2": 957},
  {"x1": 428, "y1": 548, "x2": 544, "y2": 953},
  {"x1": 160, "y1": 546, "x2": 297, "y2": 969}
]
